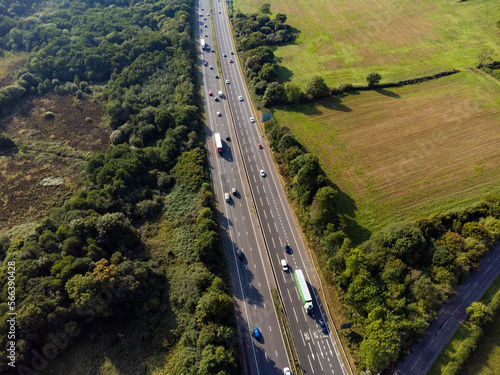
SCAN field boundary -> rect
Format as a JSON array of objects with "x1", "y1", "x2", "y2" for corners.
[{"x1": 344, "y1": 69, "x2": 460, "y2": 92}]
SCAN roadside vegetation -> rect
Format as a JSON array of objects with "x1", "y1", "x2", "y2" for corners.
[
  {"x1": 429, "y1": 275, "x2": 500, "y2": 375},
  {"x1": 0, "y1": 0, "x2": 241, "y2": 373}
]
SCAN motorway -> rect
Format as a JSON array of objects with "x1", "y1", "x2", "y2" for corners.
[
  {"x1": 197, "y1": 1, "x2": 289, "y2": 374},
  {"x1": 391, "y1": 240, "x2": 500, "y2": 375},
  {"x1": 199, "y1": 1, "x2": 349, "y2": 374}
]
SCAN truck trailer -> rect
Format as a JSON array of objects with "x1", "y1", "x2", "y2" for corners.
[
  {"x1": 295, "y1": 269, "x2": 313, "y2": 313},
  {"x1": 215, "y1": 133, "x2": 222, "y2": 153}
]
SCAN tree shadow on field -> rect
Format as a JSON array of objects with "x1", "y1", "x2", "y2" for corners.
[
  {"x1": 375, "y1": 88, "x2": 400, "y2": 98},
  {"x1": 319, "y1": 95, "x2": 351, "y2": 112}
]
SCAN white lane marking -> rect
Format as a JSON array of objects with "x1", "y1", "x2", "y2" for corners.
[
  {"x1": 293, "y1": 307, "x2": 299, "y2": 323},
  {"x1": 308, "y1": 355, "x2": 315, "y2": 374}
]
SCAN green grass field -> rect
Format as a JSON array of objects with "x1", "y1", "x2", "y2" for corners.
[
  {"x1": 428, "y1": 274, "x2": 500, "y2": 375},
  {"x1": 232, "y1": 0, "x2": 500, "y2": 88},
  {"x1": 273, "y1": 71, "x2": 500, "y2": 242}
]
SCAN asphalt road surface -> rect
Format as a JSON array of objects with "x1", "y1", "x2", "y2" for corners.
[
  {"x1": 206, "y1": 1, "x2": 349, "y2": 374},
  {"x1": 197, "y1": 1, "x2": 290, "y2": 374},
  {"x1": 391, "y1": 241, "x2": 500, "y2": 375}
]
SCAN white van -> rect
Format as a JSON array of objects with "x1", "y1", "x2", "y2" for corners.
[
  {"x1": 281, "y1": 259, "x2": 288, "y2": 272},
  {"x1": 219, "y1": 90, "x2": 223, "y2": 98},
  {"x1": 224, "y1": 193, "x2": 230, "y2": 202}
]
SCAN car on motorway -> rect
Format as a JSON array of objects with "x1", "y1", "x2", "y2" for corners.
[
  {"x1": 226, "y1": 79, "x2": 230, "y2": 84},
  {"x1": 283, "y1": 368, "x2": 292, "y2": 375},
  {"x1": 199, "y1": 13, "x2": 203, "y2": 16},
  {"x1": 285, "y1": 243, "x2": 292, "y2": 253},
  {"x1": 204, "y1": 33, "x2": 207, "y2": 37},
  {"x1": 232, "y1": 187, "x2": 237, "y2": 195},
  {"x1": 217, "y1": 111, "x2": 221, "y2": 117},
  {"x1": 250, "y1": 117, "x2": 255, "y2": 123},
  {"x1": 223, "y1": 53, "x2": 227, "y2": 57},
  {"x1": 226, "y1": 135, "x2": 230, "y2": 141},
  {"x1": 214, "y1": 97, "x2": 219, "y2": 102},
  {"x1": 239, "y1": 96, "x2": 243, "y2": 101},
  {"x1": 212, "y1": 49, "x2": 214, "y2": 52},
  {"x1": 204, "y1": 24, "x2": 207, "y2": 27},
  {"x1": 209, "y1": 66, "x2": 213, "y2": 70},
  {"x1": 203, "y1": 61, "x2": 208, "y2": 66},
  {"x1": 281, "y1": 259, "x2": 288, "y2": 272},
  {"x1": 253, "y1": 327, "x2": 261, "y2": 340},
  {"x1": 260, "y1": 169, "x2": 266, "y2": 177},
  {"x1": 215, "y1": 74, "x2": 219, "y2": 79},
  {"x1": 201, "y1": 7, "x2": 203, "y2": 10},
  {"x1": 231, "y1": 51, "x2": 234, "y2": 55},
  {"x1": 208, "y1": 91, "x2": 212, "y2": 96},
  {"x1": 229, "y1": 59, "x2": 233, "y2": 63},
  {"x1": 258, "y1": 143, "x2": 262, "y2": 149},
  {"x1": 319, "y1": 319, "x2": 328, "y2": 334},
  {"x1": 225, "y1": 192, "x2": 230, "y2": 202},
  {"x1": 203, "y1": 17, "x2": 206, "y2": 20},
  {"x1": 207, "y1": 12, "x2": 209, "y2": 16},
  {"x1": 218, "y1": 10, "x2": 221, "y2": 13},
  {"x1": 236, "y1": 249, "x2": 244, "y2": 260}
]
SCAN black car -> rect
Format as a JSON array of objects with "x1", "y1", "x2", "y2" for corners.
[
  {"x1": 285, "y1": 243, "x2": 292, "y2": 253},
  {"x1": 236, "y1": 249, "x2": 244, "y2": 260},
  {"x1": 225, "y1": 135, "x2": 230, "y2": 141},
  {"x1": 319, "y1": 319, "x2": 328, "y2": 334},
  {"x1": 215, "y1": 75, "x2": 219, "y2": 79}
]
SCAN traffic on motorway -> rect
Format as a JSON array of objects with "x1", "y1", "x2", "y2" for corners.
[{"x1": 198, "y1": 0, "x2": 349, "y2": 374}]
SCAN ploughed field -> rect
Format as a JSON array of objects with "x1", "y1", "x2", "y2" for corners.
[
  {"x1": 233, "y1": 0, "x2": 500, "y2": 87},
  {"x1": 274, "y1": 71, "x2": 500, "y2": 240}
]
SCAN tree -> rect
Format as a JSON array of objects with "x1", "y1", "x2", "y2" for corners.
[
  {"x1": 259, "y1": 62, "x2": 278, "y2": 82},
  {"x1": 477, "y1": 48, "x2": 494, "y2": 68},
  {"x1": 366, "y1": 72, "x2": 382, "y2": 86},
  {"x1": 263, "y1": 82, "x2": 285, "y2": 106},
  {"x1": 259, "y1": 3, "x2": 271, "y2": 14},
  {"x1": 305, "y1": 76, "x2": 330, "y2": 100},
  {"x1": 285, "y1": 83, "x2": 302, "y2": 105},
  {"x1": 359, "y1": 319, "x2": 401, "y2": 372},
  {"x1": 466, "y1": 302, "x2": 492, "y2": 326}
]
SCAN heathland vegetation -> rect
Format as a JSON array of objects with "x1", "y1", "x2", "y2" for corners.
[{"x1": 0, "y1": 1, "x2": 240, "y2": 373}]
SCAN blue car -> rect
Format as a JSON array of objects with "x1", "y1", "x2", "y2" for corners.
[{"x1": 253, "y1": 327, "x2": 261, "y2": 340}]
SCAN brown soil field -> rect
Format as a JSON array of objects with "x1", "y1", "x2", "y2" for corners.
[{"x1": 0, "y1": 93, "x2": 109, "y2": 231}]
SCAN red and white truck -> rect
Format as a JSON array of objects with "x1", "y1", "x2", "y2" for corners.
[{"x1": 215, "y1": 133, "x2": 222, "y2": 153}]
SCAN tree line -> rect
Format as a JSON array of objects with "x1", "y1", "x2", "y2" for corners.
[{"x1": 0, "y1": 1, "x2": 241, "y2": 373}]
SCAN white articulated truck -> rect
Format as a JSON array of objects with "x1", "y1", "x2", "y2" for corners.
[
  {"x1": 200, "y1": 39, "x2": 206, "y2": 49},
  {"x1": 295, "y1": 269, "x2": 313, "y2": 313}
]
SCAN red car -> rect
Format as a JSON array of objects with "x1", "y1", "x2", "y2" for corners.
[
  {"x1": 258, "y1": 143, "x2": 262, "y2": 149},
  {"x1": 205, "y1": 34, "x2": 207, "y2": 37},
  {"x1": 208, "y1": 91, "x2": 213, "y2": 96},
  {"x1": 229, "y1": 59, "x2": 233, "y2": 63}
]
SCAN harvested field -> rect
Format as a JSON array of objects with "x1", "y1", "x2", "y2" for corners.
[
  {"x1": 274, "y1": 71, "x2": 500, "y2": 241},
  {"x1": 0, "y1": 93, "x2": 109, "y2": 231},
  {"x1": 233, "y1": 0, "x2": 500, "y2": 87}
]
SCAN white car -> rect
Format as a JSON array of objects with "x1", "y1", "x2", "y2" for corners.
[
  {"x1": 239, "y1": 96, "x2": 243, "y2": 101},
  {"x1": 250, "y1": 117, "x2": 255, "y2": 123},
  {"x1": 207, "y1": 13, "x2": 209, "y2": 16},
  {"x1": 283, "y1": 367, "x2": 292, "y2": 375},
  {"x1": 281, "y1": 259, "x2": 288, "y2": 272},
  {"x1": 260, "y1": 170, "x2": 266, "y2": 177},
  {"x1": 226, "y1": 79, "x2": 230, "y2": 84},
  {"x1": 217, "y1": 111, "x2": 221, "y2": 117}
]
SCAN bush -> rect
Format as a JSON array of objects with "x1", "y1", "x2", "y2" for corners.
[
  {"x1": 366, "y1": 72, "x2": 382, "y2": 87},
  {"x1": 42, "y1": 111, "x2": 55, "y2": 120},
  {"x1": 0, "y1": 133, "x2": 15, "y2": 148}
]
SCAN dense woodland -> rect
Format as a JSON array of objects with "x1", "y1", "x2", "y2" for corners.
[
  {"x1": 0, "y1": 0, "x2": 240, "y2": 373},
  {"x1": 265, "y1": 114, "x2": 500, "y2": 373}
]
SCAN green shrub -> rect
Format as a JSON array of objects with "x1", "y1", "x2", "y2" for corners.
[{"x1": 42, "y1": 111, "x2": 55, "y2": 120}]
